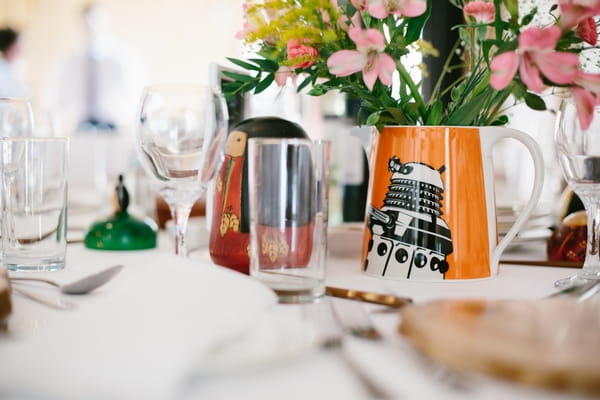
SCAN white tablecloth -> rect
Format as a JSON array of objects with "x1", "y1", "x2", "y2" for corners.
[{"x1": 0, "y1": 233, "x2": 592, "y2": 400}]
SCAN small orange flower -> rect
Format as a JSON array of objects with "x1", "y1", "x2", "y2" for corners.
[{"x1": 287, "y1": 39, "x2": 318, "y2": 69}]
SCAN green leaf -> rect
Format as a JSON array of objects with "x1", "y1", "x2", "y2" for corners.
[
  {"x1": 471, "y1": 73, "x2": 490, "y2": 97},
  {"x1": 490, "y1": 115, "x2": 509, "y2": 125},
  {"x1": 481, "y1": 40, "x2": 494, "y2": 63},
  {"x1": 426, "y1": 101, "x2": 443, "y2": 125},
  {"x1": 249, "y1": 58, "x2": 280, "y2": 73},
  {"x1": 362, "y1": 13, "x2": 372, "y2": 28},
  {"x1": 524, "y1": 92, "x2": 547, "y2": 111},
  {"x1": 222, "y1": 82, "x2": 242, "y2": 93},
  {"x1": 254, "y1": 74, "x2": 275, "y2": 94},
  {"x1": 308, "y1": 85, "x2": 326, "y2": 96},
  {"x1": 502, "y1": 0, "x2": 518, "y2": 20},
  {"x1": 226, "y1": 57, "x2": 260, "y2": 72},
  {"x1": 384, "y1": 107, "x2": 411, "y2": 125},
  {"x1": 240, "y1": 80, "x2": 258, "y2": 92},
  {"x1": 520, "y1": 7, "x2": 537, "y2": 26},
  {"x1": 459, "y1": 27, "x2": 471, "y2": 48},
  {"x1": 297, "y1": 74, "x2": 315, "y2": 92},
  {"x1": 405, "y1": 0, "x2": 431, "y2": 43},
  {"x1": 446, "y1": 93, "x2": 488, "y2": 125},
  {"x1": 222, "y1": 71, "x2": 254, "y2": 83},
  {"x1": 366, "y1": 112, "x2": 381, "y2": 126},
  {"x1": 405, "y1": 102, "x2": 421, "y2": 121},
  {"x1": 451, "y1": 81, "x2": 466, "y2": 102}
]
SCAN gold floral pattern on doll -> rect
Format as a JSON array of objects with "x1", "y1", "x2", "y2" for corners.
[
  {"x1": 219, "y1": 206, "x2": 240, "y2": 236},
  {"x1": 261, "y1": 233, "x2": 290, "y2": 262}
]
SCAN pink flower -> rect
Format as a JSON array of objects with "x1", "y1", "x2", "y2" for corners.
[
  {"x1": 464, "y1": 1, "x2": 495, "y2": 23},
  {"x1": 559, "y1": 0, "x2": 600, "y2": 29},
  {"x1": 576, "y1": 16, "x2": 598, "y2": 45},
  {"x1": 490, "y1": 52, "x2": 519, "y2": 89},
  {"x1": 490, "y1": 26, "x2": 579, "y2": 93},
  {"x1": 350, "y1": 0, "x2": 368, "y2": 11},
  {"x1": 571, "y1": 87, "x2": 596, "y2": 130},
  {"x1": 575, "y1": 71, "x2": 600, "y2": 95},
  {"x1": 367, "y1": 0, "x2": 427, "y2": 19},
  {"x1": 235, "y1": 3, "x2": 254, "y2": 39},
  {"x1": 338, "y1": 11, "x2": 362, "y2": 31},
  {"x1": 570, "y1": 71, "x2": 600, "y2": 129},
  {"x1": 275, "y1": 66, "x2": 296, "y2": 87},
  {"x1": 287, "y1": 39, "x2": 318, "y2": 69},
  {"x1": 327, "y1": 27, "x2": 396, "y2": 90},
  {"x1": 236, "y1": 2, "x2": 274, "y2": 41}
]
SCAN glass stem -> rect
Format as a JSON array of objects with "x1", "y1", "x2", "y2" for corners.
[
  {"x1": 583, "y1": 198, "x2": 600, "y2": 271},
  {"x1": 171, "y1": 205, "x2": 192, "y2": 257}
]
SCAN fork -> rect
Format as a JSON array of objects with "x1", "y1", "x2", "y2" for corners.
[
  {"x1": 330, "y1": 298, "x2": 473, "y2": 393},
  {"x1": 302, "y1": 300, "x2": 395, "y2": 399}
]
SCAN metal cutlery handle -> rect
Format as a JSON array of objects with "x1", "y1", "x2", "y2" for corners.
[
  {"x1": 12, "y1": 286, "x2": 75, "y2": 310},
  {"x1": 325, "y1": 286, "x2": 412, "y2": 309},
  {"x1": 303, "y1": 301, "x2": 394, "y2": 399},
  {"x1": 548, "y1": 280, "x2": 600, "y2": 300}
]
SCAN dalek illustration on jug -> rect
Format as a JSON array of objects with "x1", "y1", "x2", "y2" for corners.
[{"x1": 365, "y1": 156, "x2": 453, "y2": 280}]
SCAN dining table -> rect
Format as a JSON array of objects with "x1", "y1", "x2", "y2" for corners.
[{"x1": 0, "y1": 222, "x2": 595, "y2": 400}]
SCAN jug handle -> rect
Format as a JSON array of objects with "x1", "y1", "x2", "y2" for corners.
[{"x1": 480, "y1": 126, "x2": 545, "y2": 274}]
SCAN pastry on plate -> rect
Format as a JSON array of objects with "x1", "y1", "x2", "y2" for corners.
[{"x1": 399, "y1": 297, "x2": 600, "y2": 394}]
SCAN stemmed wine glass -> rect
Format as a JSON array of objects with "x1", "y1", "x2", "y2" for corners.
[
  {"x1": 0, "y1": 97, "x2": 34, "y2": 137},
  {"x1": 136, "y1": 84, "x2": 228, "y2": 256},
  {"x1": 555, "y1": 98, "x2": 600, "y2": 288}
]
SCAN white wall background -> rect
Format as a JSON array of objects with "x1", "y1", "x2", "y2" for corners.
[{"x1": 0, "y1": 0, "x2": 245, "y2": 107}]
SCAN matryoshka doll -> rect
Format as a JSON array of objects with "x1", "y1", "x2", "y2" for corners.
[{"x1": 208, "y1": 117, "x2": 309, "y2": 274}]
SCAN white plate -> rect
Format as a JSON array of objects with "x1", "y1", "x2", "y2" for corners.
[{"x1": 0, "y1": 253, "x2": 277, "y2": 400}]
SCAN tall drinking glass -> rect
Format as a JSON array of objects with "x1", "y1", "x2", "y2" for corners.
[
  {"x1": 1, "y1": 138, "x2": 69, "y2": 271},
  {"x1": 136, "y1": 84, "x2": 228, "y2": 256},
  {"x1": 0, "y1": 97, "x2": 33, "y2": 137},
  {"x1": 248, "y1": 138, "x2": 330, "y2": 303},
  {"x1": 555, "y1": 99, "x2": 600, "y2": 288}
]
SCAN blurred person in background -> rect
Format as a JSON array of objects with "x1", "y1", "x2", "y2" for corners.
[
  {"x1": 0, "y1": 27, "x2": 28, "y2": 98},
  {"x1": 52, "y1": 3, "x2": 147, "y2": 133}
]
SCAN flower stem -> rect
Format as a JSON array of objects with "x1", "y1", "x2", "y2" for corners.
[
  {"x1": 484, "y1": 85, "x2": 514, "y2": 125},
  {"x1": 396, "y1": 62, "x2": 427, "y2": 119},
  {"x1": 438, "y1": 74, "x2": 467, "y2": 98},
  {"x1": 430, "y1": 39, "x2": 462, "y2": 105}
]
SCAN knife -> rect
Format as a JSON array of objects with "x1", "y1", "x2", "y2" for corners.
[
  {"x1": 548, "y1": 280, "x2": 600, "y2": 300},
  {"x1": 325, "y1": 286, "x2": 412, "y2": 309}
]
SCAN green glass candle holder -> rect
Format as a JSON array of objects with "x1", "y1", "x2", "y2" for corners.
[{"x1": 84, "y1": 175, "x2": 157, "y2": 250}]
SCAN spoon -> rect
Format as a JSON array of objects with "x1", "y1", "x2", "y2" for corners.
[{"x1": 10, "y1": 264, "x2": 124, "y2": 295}]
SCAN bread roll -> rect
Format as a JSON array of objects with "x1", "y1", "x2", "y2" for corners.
[{"x1": 399, "y1": 298, "x2": 600, "y2": 394}]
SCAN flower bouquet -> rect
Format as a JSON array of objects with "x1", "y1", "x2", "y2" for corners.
[{"x1": 225, "y1": 0, "x2": 600, "y2": 129}]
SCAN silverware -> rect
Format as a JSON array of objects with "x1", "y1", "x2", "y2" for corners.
[
  {"x1": 331, "y1": 298, "x2": 383, "y2": 340},
  {"x1": 548, "y1": 279, "x2": 600, "y2": 301},
  {"x1": 331, "y1": 298, "x2": 472, "y2": 393},
  {"x1": 12, "y1": 286, "x2": 75, "y2": 310},
  {"x1": 303, "y1": 300, "x2": 394, "y2": 399},
  {"x1": 10, "y1": 264, "x2": 123, "y2": 295},
  {"x1": 325, "y1": 286, "x2": 412, "y2": 309},
  {"x1": 500, "y1": 259, "x2": 581, "y2": 268}
]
